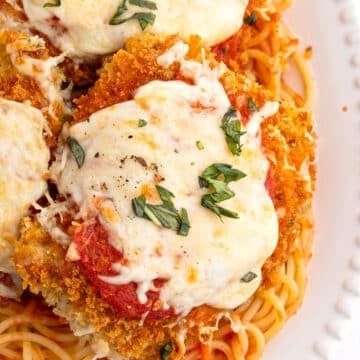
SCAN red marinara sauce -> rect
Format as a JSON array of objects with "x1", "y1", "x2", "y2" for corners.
[{"x1": 72, "y1": 219, "x2": 174, "y2": 320}]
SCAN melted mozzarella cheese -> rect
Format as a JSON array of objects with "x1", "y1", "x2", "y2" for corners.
[
  {"x1": 22, "y1": 0, "x2": 248, "y2": 58},
  {"x1": 4, "y1": 33, "x2": 65, "y2": 119},
  {"x1": 0, "y1": 98, "x2": 50, "y2": 298},
  {"x1": 50, "y1": 43, "x2": 278, "y2": 315}
]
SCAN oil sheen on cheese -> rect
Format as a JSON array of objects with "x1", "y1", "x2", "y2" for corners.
[
  {"x1": 0, "y1": 98, "x2": 49, "y2": 298},
  {"x1": 50, "y1": 42, "x2": 278, "y2": 315},
  {"x1": 22, "y1": 0, "x2": 248, "y2": 58}
]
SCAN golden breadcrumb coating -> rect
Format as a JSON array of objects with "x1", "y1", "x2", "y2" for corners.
[
  {"x1": 14, "y1": 33, "x2": 315, "y2": 359},
  {"x1": 0, "y1": 1, "x2": 100, "y2": 87},
  {"x1": 15, "y1": 217, "x2": 222, "y2": 359},
  {"x1": 0, "y1": 29, "x2": 64, "y2": 146},
  {"x1": 0, "y1": 0, "x2": 26, "y2": 23}
]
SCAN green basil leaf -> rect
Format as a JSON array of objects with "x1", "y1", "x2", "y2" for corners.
[
  {"x1": 132, "y1": 11, "x2": 156, "y2": 29},
  {"x1": 66, "y1": 137, "x2": 85, "y2": 168},
  {"x1": 248, "y1": 97, "x2": 260, "y2": 112},
  {"x1": 132, "y1": 195, "x2": 146, "y2": 217},
  {"x1": 132, "y1": 186, "x2": 190, "y2": 236},
  {"x1": 43, "y1": 0, "x2": 61, "y2": 7},
  {"x1": 113, "y1": 12, "x2": 155, "y2": 29},
  {"x1": 201, "y1": 195, "x2": 239, "y2": 219},
  {"x1": 199, "y1": 163, "x2": 245, "y2": 220},
  {"x1": 244, "y1": 12, "x2": 257, "y2": 26},
  {"x1": 207, "y1": 180, "x2": 234, "y2": 202},
  {"x1": 143, "y1": 205, "x2": 162, "y2": 227},
  {"x1": 241, "y1": 271, "x2": 258, "y2": 283},
  {"x1": 129, "y1": 0, "x2": 157, "y2": 10},
  {"x1": 199, "y1": 163, "x2": 246, "y2": 185},
  {"x1": 200, "y1": 164, "x2": 223, "y2": 183},
  {"x1": 178, "y1": 208, "x2": 190, "y2": 236},
  {"x1": 110, "y1": 0, "x2": 156, "y2": 28},
  {"x1": 145, "y1": 205, "x2": 180, "y2": 230},
  {"x1": 201, "y1": 195, "x2": 238, "y2": 219},
  {"x1": 222, "y1": 107, "x2": 237, "y2": 122},
  {"x1": 213, "y1": 163, "x2": 247, "y2": 183},
  {"x1": 201, "y1": 194, "x2": 223, "y2": 218},
  {"x1": 138, "y1": 119, "x2": 147, "y2": 127},
  {"x1": 199, "y1": 177, "x2": 209, "y2": 188},
  {"x1": 196, "y1": 140, "x2": 204, "y2": 150},
  {"x1": 156, "y1": 185, "x2": 175, "y2": 208},
  {"x1": 221, "y1": 107, "x2": 246, "y2": 156},
  {"x1": 109, "y1": 0, "x2": 128, "y2": 24},
  {"x1": 160, "y1": 342, "x2": 173, "y2": 360},
  {"x1": 217, "y1": 206, "x2": 239, "y2": 219}
]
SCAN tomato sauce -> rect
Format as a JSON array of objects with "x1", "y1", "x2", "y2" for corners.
[{"x1": 72, "y1": 219, "x2": 174, "y2": 320}]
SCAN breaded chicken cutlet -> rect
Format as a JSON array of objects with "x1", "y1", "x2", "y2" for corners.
[
  {"x1": 0, "y1": 29, "x2": 65, "y2": 146},
  {"x1": 0, "y1": 28, "x2": 65, "y2": 299},
  {"x1": 0, "y1": 0, "x2": 250, "y2": 87},
  {"x1": 14, "y1": 33, "x2": 315, "y2": 359},
  {"x1": 0, "y1": 0, "x2": 101, "y2": 86}
]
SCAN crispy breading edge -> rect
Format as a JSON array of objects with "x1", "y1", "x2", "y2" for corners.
[
  {"x1": 0, "y1": 1, "x2": 101, "y2": 87},
  {"x1": 0, "y1": 29, "x2": 64, "y2": 146},
  {"x1": 14, "y1": 33, "x2": 316, "y2": 359}
]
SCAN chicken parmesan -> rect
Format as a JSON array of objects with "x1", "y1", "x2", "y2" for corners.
[
  {"x1": 0, "y1": 29, "x2": 64, "y2": 298},
  {"x1": 0, "y1": 29, "x2": 65, "y2": 143},
  {"x1": 21, "y1": 0, "x2": 248, "y2": 58},
  {"x1": 0, "y1": 0, "x2": 249, "y2": 86},
  {"x1": 14, "y1": 33, "x2": 315, "y2": 360}
]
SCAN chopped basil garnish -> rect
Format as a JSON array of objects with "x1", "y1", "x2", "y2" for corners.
[
  {"x1": 43, "y1": 0, "x2": 61, "y2": 7},
  {"x1": 66, "y1": 137, "x2": 85, "y2": 169},
  {"x1": 132, "y1": 12, "x2": 155, "y2": 29},
  {"x1": 144, "y1": 204, "x2": 180, "y2": 229},
  {"x1": 178, "y1": 208, "x2": 190, "y2": 236},
  {"x1": 241, "y1": 271, "x2": 258, "y2": 283},
  {"x1": 221, "y1": 107, "x2": 246, "y2": 156},
  {"x1": 138, "y1": 119, "x2": 147, "y2": 127},
  {"x1": 199, "y1": 163, "x2": 246, "y2": 220},
  {"x1": 132, "y1": 186, "x2": 190, "y2": 236},
  {"x1": 110, "y1": 0, "x2": 156, "y2": 29},
  {"x1": 111, "y1": 11, "x2": 155, "y2": 29},
  {"x1": 199, "y1": 163, "x2": 246, "y2": 187},
  {"x1": 196, "y1": 140, "x2": 204, "y2": 150},
  {"x1": 109, "y1": 0, "x2": 128, "y2": 24},
  {"x1": 159, "y1": 341, "x2": 173, "y2": 360},
  {"x1": 132, "y1": 194, "x2": 146, "y2": 217},
  {"x1": 244, "y1": 12, "x2": 257, "y2": 26},
  {"x1": 201, "y1": 194, "x2": 239, "y2": 219},
  {"x1": 248, "y1": 97, "x2": 259, "y2": 112},
  {"x1": 129, "y1": 0, "x2": 157, "y2": 10},
  {"x1": 156, "y1": 185, "x2": 175, "y2": 208}
]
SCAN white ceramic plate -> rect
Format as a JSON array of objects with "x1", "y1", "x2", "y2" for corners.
[{"x1": 264, "y1": 0, "x2": 360, "y2": 359}]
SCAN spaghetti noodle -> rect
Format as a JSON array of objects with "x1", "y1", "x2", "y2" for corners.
[
  {"x1": 0, "y1": 296, "x2": 93, "y2": 360},
  {"x1": 0, "y1": 0, "x2": 315, "y2": 359}
]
